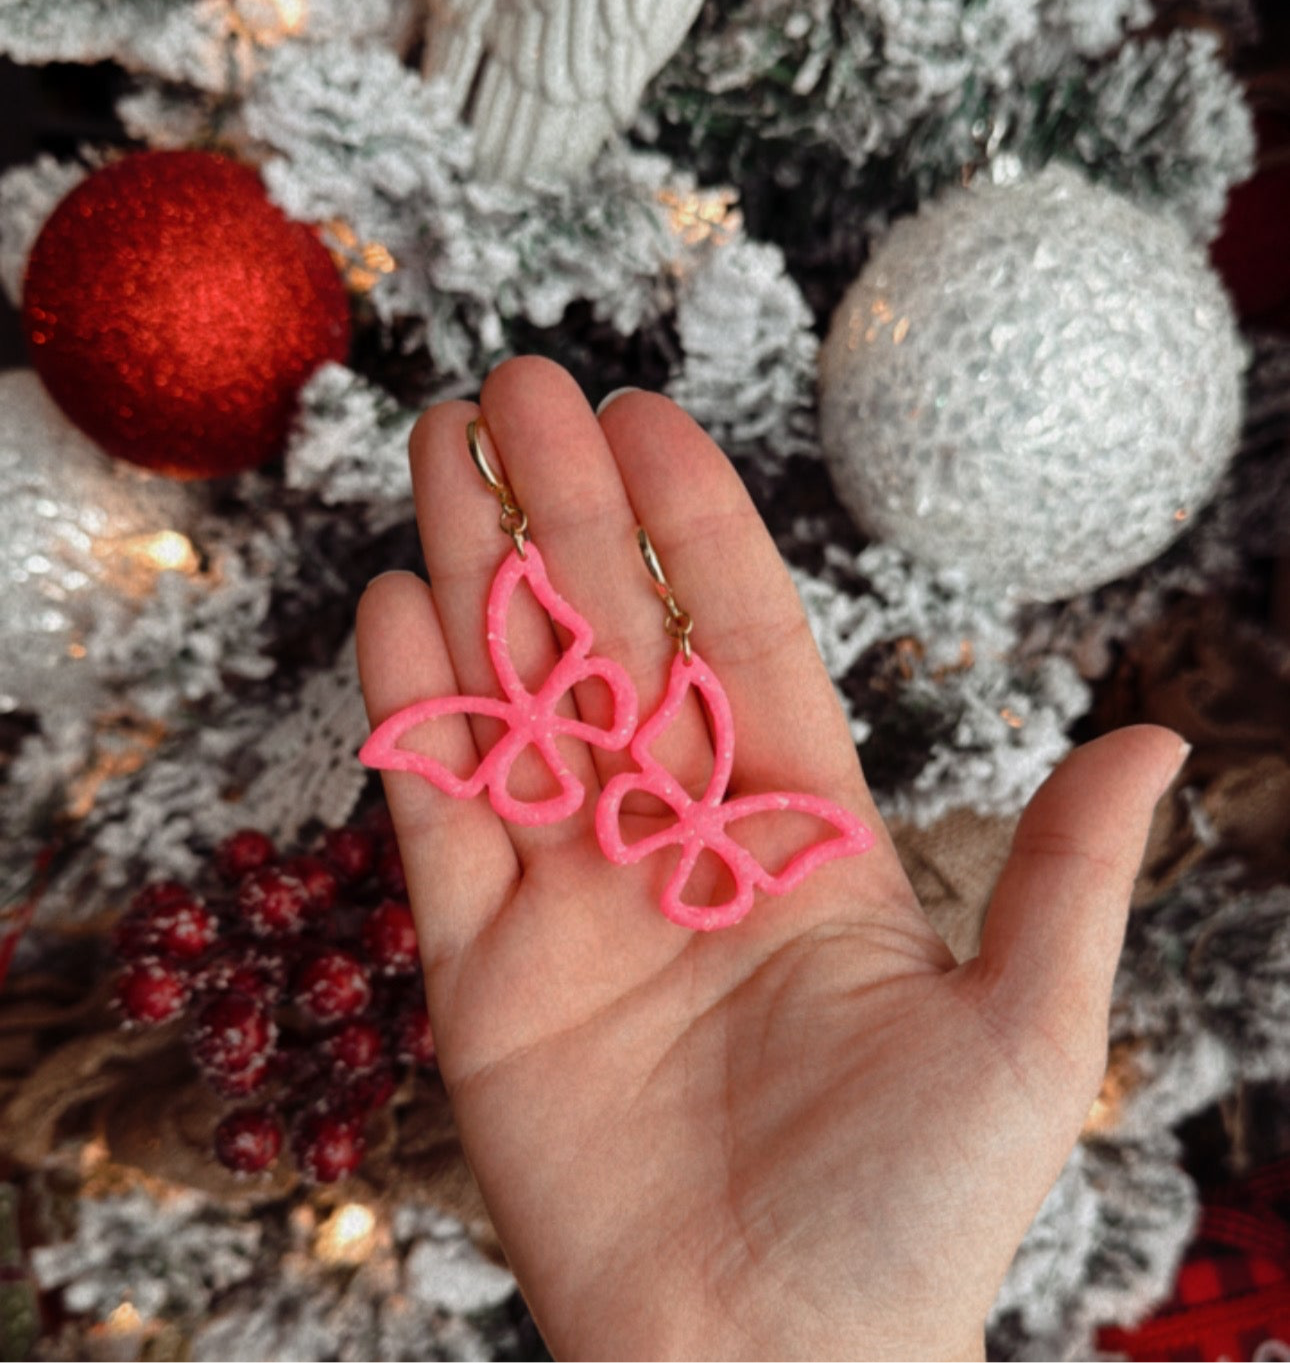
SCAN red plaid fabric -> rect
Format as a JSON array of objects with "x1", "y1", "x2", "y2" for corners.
[{"x1": 1097, "y1": 1159, "x2": 1290, "y2": 1361}]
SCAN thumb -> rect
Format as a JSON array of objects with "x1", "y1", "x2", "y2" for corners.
[{"x1": 970, "y1": 724, "x2": 1188, "y2": 1076}]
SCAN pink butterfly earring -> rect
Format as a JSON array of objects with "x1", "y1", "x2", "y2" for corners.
[
  {"x1": 360, "y1": 418, "x2": 639, "y2": 825},
  {"x1": 594, "y1": 529, "x2": 875, "y2": 931}
]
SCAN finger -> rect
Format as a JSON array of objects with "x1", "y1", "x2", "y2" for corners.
[
  {"x1": 599, "y1": 390, "x2": 920, "y2": 925},
  {"x1": 971, "y1": 724, "x2": 1189, "y2": 1081},
  {"x1": 355, "y1": 571, "x2": 519, "y2": 972},
  {"x1": 598, "y1": 391, "x2": 894, "y2": 825},
  {"x1": 408, "y1": 398, "x2": 600, "y2": 855},
  {"x1": 478, "y1": 356, "x2": 712, "y2": 796}
]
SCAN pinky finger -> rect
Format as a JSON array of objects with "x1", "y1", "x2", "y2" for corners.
[{"x1": 356, "y1": 571, "x2": 520, "y2": 976}]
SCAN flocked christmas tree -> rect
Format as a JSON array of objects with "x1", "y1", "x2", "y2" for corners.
[{"x1": 0, "y1": 1, "x2": 1288, "y2": 1359}]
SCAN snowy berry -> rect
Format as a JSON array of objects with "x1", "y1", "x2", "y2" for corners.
[
  {"x1": 394, "y1": 1005, "x2": 436, "y2": 1068},
  {"x1": 114, "y1": 891, "x2": 216, "y2": 962},
  {"x1": 112, "y1": 910, "x2": 158, "y2": 961},
  {"x1": 331, "y1": 1065, "x2": 397, "y2": 1119},
  {"x1": 361, "y1": 901, "x2": 419, "y2": 977},
  {"x1": 191, "y1": 994, "x2": 276, "y2": 1079},
  {"x1": 236, "y1": 868, "x2": 310, "y2": 938},
  {"x1": 376, "y1": 840, "x2": 407, "y2": 897},
  {"x1": 324, "y1": 1020, "x2": 384, "y2": 1075},
  {"x1": 321, "y1": 827, "x2": 376, "y2": 885},
  {"x1": 207, "y1": 1058, "x2": 271, "y2": 1100},
  {"x1": 281, "y1": 855, "x2": 339, "y2": 916},
  {"x1": 130, "y1": 880, "x2": 193, "y2": 914},
  {"x1": 214, "y1": 1108, "x2": 283, "y2": 1174},
  {"x1": 116, "y1": 960, "x2": 189, "y2": 1026},
  {"x1": 195, "y1": 943, "x2": 287, "y2": 1007},
  {"x1": 215, "y1": 829, "x2": 276, "y2": 882},
  {"x1": 364, "y1": 805, "x2": 395, "y2": 840},
  {"x1": 294, "y1": 1111, "x2": 365, "y2": 1183},
  {"x1": 157, "y1": 899, "x2": 218, "y2": 959},
  {"x1": 296, "y1": 949, "x2": 372, "y2": 1023}
]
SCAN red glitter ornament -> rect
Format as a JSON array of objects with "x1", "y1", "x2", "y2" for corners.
[{"x1": 22, "y1": 150, "x2": 350, "y2": 478}]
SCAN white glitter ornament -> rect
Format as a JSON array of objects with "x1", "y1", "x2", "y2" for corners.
[
  {"x1": 818, "y1": 165, "x2": 1245, "y2": 603},
  {"x1": 0, "y1": 370, "x2": 201, "y2": 713}
]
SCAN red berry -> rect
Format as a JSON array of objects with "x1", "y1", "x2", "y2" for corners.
[
  {"x1": 215, "y1": 829, "x2": 276, "y2": 882},
  {"x1": 236, "y1": 868, "x2": 310, "y2": 937},
  {"x1": 159, "y1": 900, "x2": 218, "y2": 959},
  {"x1": 207, "y1": 1057, "x2": 271, "y2": 1100},
  {"x1": 281, "y1": 855, "x2": 339, "y2": 916},
  {"x1": 324, "y1": 1020, "x2": 384, "y2": 1074},
  {"x1": 214, "y1": 1108, "x2": 283, "y2": 1174},
  {"x1": 116, "y1": 960, "x2": 189, "y2": 1025},
  {"x1": 114, "y1": 891, "x2": 216, "y2": 962},
  {"x1": 321, "y1": 827, "x2": 375, "y2": 885},
  {"x1": 130, "y1": 880, "x2": 193, "y2": 914},
  {"x1": 394, "y1": 1005, "x2": 436, "y2": 1068},
  {"x1": 361, "y1": 901, "x2": 419, "y2": 977},
  {"x1": 331, "y1": 1065, "x2": 397, "y2": 1119},
  {"x1": 191, "y1": 994, "x2": 276, "y2": 1079},
  {"x1": 112, "y1": 911, "x2": 157, "y2": 960},
  {"x1": 296, "y1": 949, "x2": 372, "y2": 1023},
  {"x1": 376, "y1": 841, "x2": 406, "y2": 897},
  {"x1": 196, "y1": 943, "x2": 287, "y2": 1006},
  {"x1": 294, "y1": 1111, "x2": 365, "y2": 1183},
  {"x1": 364, "y1": 804, "x2": 395, "y2": 839}
]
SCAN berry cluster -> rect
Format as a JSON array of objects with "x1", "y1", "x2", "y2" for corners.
[{"x1": 112, "y1": 813, "x2": 435, "y2": 1183}]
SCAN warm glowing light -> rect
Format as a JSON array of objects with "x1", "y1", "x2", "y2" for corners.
[
  {"x1": 1082, "y1": 1052, "x2": 1134, "y2": 1137},
  {"x1": 233, "y1": 0, "x2": 309, "y2": 42},
  {"x1": 79, "y1": 1135, "x2": 109, "y2": 1174},
  {"x1": 96, "y1": 530, "x2": 200, "y2": 597},
  {"x1": 104, "y1": 1302, "x2": 143, "y2": 1336},
  {"x1": 326, "y1": 220, "x2": 397, "y2": 293},
  {"x1": 134, "y1": 530, "x2": 199, "y2": 574},
  {"x1": 658, "y1": 187, "x2": 742, "y2": 248},
  {"x1": 1000, "y1": 707, "x2": 1024, "y2": 729},
  {"x1": 274, "y1": 0, "x2": 308, "y2": 32},
  {"x1": 316, "y1": 1202, "x2": 377, "y2": 1264}
]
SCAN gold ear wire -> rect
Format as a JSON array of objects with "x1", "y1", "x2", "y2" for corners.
[
  {"x1": 467, "y1": 417, "x2": 528, "y2": 557},
  {"x1": 637, "y1": 527, "x2": 693, "y2": 664}
]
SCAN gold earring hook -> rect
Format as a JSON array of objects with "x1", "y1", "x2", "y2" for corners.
[
  {"x1": 467, "y1": 418, "x2": 528, "y2": 557},
  {"x1": 637, "y1": 527, "x2": 693, "y2": 664}
]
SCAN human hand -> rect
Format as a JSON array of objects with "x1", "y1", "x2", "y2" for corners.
[{"x1": 356, "y1": 357, "x2": 1187, "y2": 1361}]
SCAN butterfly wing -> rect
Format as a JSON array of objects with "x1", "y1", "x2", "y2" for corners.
[
  {"x1": 715, "y1": 790, "x2": 875, "y2": 897},
  {"x1": 491, "y1": 542, "x2": 638, "y2": 751},
  {"x1": 364, "y1": 544, "x2": 638, "y2": 826},
  {"x1": 596, "y1": 647, "x2": 873, "y2": 928},
  {"x1": 359, "y1": 694, "x2": 514, "y2": 801}
]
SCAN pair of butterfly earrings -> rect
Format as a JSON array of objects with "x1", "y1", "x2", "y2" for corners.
[{"x1": 360, "y1": 418, "x2": 873, "y2": 932}]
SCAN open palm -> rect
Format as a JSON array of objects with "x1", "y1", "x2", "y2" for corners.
[{"x1": 356, "y1": 357, "x2": 1184, "y2": 1361}]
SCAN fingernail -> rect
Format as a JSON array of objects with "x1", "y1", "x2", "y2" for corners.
[
  {"x1": 595, "y1": 386, "x2": 640, "y2": 416},
  {"x1": 1157, "y1": 739, "x2": 1192, "y2": 800},
  {"x1": 366, "y1": 569, "x2": 418, "y2": 588}
]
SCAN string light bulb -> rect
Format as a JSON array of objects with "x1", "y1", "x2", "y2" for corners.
[{"x1": 316, "y1": 1202, "x2": 377, "y2": 1264}]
